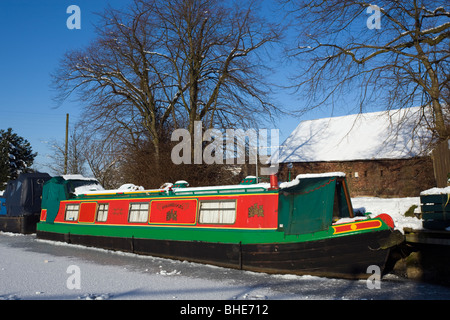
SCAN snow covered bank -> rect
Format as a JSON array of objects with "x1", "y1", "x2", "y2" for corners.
[{"x1": 352, "y1": 197, "x2": 422, "y2": 233}]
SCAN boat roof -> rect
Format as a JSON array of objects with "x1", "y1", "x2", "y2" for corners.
[
  {"x1": 75, "y1": 182, "x2": 273, "y2": 198},
  {"x1": 73, "y1": 172, "x2": 348, "y2": 198}
]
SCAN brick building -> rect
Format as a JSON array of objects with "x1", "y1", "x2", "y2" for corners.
[{"x1": 273, "y1": 107, "x2": 436, "y2": 197}]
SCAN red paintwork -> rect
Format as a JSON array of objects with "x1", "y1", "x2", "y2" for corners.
[
  {"x1": 375, "y1": 213, "x2": 395, "y2": 229},
  {"x1": 332, "y1": 219, "x2": 382, "y2": 234},
  {"x1": 150, "y1": 199, "x2": 197, "y2": 224},
  {"x1": 79, "y1": 202, "x2": 97, "y2": 223},
  {"x1": 52, "y1": 193, "x2": 279, "y2": 230},
  {"x1": 40, "y1": 209, "x2": 47, "y2": 221}
]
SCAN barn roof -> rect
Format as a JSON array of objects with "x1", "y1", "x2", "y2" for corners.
[{"x1": 272, "y1": 107, "x2": 432, "y2": 164}]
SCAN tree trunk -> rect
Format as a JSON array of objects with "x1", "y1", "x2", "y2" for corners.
[{"x1": 431, "y1": 98, "x2": 448, "y2": 140}]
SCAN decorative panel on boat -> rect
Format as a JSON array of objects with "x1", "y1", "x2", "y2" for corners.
[
  {"x1": 78, "y1": 202, "x2": 97, "y2": 223},
  {"x1": 150, "y1": 199, "x2": 197, "y2": 225}
]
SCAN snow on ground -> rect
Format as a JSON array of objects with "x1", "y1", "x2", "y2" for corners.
[{"x1": 0, "y1": 233, "x2": 276, "y2": 301}]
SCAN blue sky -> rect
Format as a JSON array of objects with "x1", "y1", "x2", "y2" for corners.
[
  {"x1": 0, "y1": 0, "x2": 128, "y2": 172},
  {"x1": 0, "y1": 0, "x2": 344, "y2": 174}
]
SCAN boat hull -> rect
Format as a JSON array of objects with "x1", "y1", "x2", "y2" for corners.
[
  {"x1": 37, "y1": 228, "x2": 394, "y2": 279},
  {"x1": 0, "y1": 214, "x2": 40, "y2": 234}
]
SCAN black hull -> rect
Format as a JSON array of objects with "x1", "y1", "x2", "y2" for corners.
[
  {"x1": 37, "y1": 229, "x2": 395, "y2": 279},
  {"x1": 0, "y1": 215, "x2": 40, "y2": 234}
]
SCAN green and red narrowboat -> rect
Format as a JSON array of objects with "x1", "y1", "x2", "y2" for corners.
[{"x1": 36, "y1": 173, "x2": 403, "y2": 279}]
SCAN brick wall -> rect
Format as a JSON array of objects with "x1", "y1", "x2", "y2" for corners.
[{"x1": 278, "y1": 157, "x2": 436, "y2": 197}]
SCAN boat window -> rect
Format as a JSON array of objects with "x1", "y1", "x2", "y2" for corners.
[
  {"x1": 128, "y1": 202, "x2": 149, "y2": 223},
  {"x1": 198, "y1": 200, "x2": 236, "y2": 224},
  {"x1": 97, "y1": 203, "x2": 109, "y2": 222},
  {"x1": 65, "y1": 204, "x2": 80, "y2": 221}
]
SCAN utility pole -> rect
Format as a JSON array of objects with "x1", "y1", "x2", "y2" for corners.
[{"x1": 64, "y1": 113, "x2": 69, "y2": 175}]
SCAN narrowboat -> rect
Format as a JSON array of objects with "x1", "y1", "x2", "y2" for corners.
[
  {"x1": 36, "y1": 172, "x2": 403, "y2": 279},
  {"x1": 0, "y1": 172, "x2": 51, "y2": 234}
]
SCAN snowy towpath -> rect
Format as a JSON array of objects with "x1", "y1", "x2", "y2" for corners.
[{"x1": 1, "y1": 233, "x2": 450, "y2": 301}]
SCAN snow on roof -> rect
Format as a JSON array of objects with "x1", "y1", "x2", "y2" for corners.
[
  {"x1": 62, "y1": 174, "x2": 98, "y2": 181},
  {"x1": 74, "y1": 184, "x2": 105, "y2": 195},
  {"x1": 76, "y1": 182, "x2": 272, "y2": 197},
  {"x1": 272, "y1": 107, "x2": 431, "y2": 163},
  {"x1": 118, "y1": 184, "x2": 144, "y2": 191},
  {"x1": 295, "y1": 172, "x2": 346, "y2": 179},
  {"x1": 420, "y1": 186, "x2": 450, "y2": 195},
  {"x1": 173, "y1": 183, "x2": 271, "y2": 194},
  {"x1": 279, "y1": 172, "x2": 346, "y2": 189}
]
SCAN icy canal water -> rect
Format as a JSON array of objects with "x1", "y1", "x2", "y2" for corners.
[{"x1": 1, "y1": 232, "x2": 449, "y2": 301}]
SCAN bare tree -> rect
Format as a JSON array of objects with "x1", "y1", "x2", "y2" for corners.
[
  {"x1": 53, "y1": 3, "x2": 168, "y2": 166},
  {"x1": 80, "y1": 132, "x2": 125, "y2": 189},
  {"x1": 282, "y1": 0, "x2": 449, "y2": 141},
  {"x1": 52, "y1": 0, "x2": 282, "y2": 179},
  {"x1": 46, "y1": 127, "x2": 87, "y2": 176},
  {"x1": 140, "y1": 0, "x2": 282, "y2": 133}
]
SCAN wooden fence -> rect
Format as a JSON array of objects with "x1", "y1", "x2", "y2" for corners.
[{"x1": 432, "y1": 139, "x2": 450, "y2": 187}]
